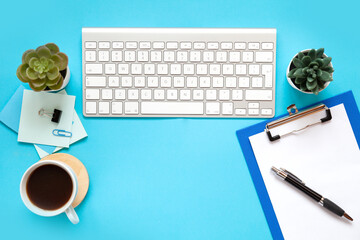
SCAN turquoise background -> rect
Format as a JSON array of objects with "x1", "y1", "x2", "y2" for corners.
[{"x1": 0, "y1": 0, "x2": 359, "y2": 239}]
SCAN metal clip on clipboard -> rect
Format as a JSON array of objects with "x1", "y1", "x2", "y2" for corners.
[{"x1": 265, "y1": 104, "x2": 332, "y2": 141}]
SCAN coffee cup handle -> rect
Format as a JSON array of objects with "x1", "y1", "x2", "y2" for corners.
[{"x1": 65, "y1": 206, "x2": 79, "y2": 224}]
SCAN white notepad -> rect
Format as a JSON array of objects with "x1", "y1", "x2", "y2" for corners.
[
  {"x1": 249, "y1": 104, "x2": 360, "y2": 239},
  {"x1": 18, "y1": 90, "x2": 75, "y2": 148}
]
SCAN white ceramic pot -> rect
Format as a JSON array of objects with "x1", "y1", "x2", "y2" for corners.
[
  {"x1": 286, "y1": 49, "x2": 332, "y2": 94},
  {"x1": 20, "y1": 160, "x2": 79, "y2": 224},
  {"x1": 45, "y1": 66, "x2": 70, "y2": 92}
]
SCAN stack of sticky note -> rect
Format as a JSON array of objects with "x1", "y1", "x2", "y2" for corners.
[{"x1": 0, "y1": 85, "x2": 87, "y2": 158}]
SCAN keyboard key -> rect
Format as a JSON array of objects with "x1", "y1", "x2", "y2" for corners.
[
  {"x1": 166, "y1": 42, "x2": 178, "y2": 49},
  {"x1": 144, "y1": 64, "x2": 155, "y2": 74},
  {"x1": 243, "y1": 52, "x2": 254, "y2": 62},
  {"x1": 170, "y1": 64, "x2": 181, "y2": 75},
  {"x1": 180, "y1": 42, "x2": 192, "y2": 49},
  {"x1": 148, "y1": 77, "x2": 159, "y2": 87},
  {"x1": 124, "y1": 51, "x2": 136, "y2": 62},
  {"x1": 229, "y1": 52, "x2": 241, "y2": 62},
  {"x1": 249, "y1": 64, "x2": 260, "y2": 75},
  {"x1": 174, "y1": 77, "x2": 185, "y2": 87},
  {"x1": 158, "y1": 64, "x2": 168, "y2": 75},
  {"x1": 121, "y1": 76, "x2": 132, "y2": 87},
  {"x1": 86, "y1": 102, "x2": 97, "y2": 114},
  {"x1": 216, "y1": 52, "x2": 227, "y2": 62},
  {"x1": 124, "y1": 102, "x2": 139, "y2": 114},
  {"x1": 232, "y1": 90, "x2": 243, "y2": 100},
  {"x1": 186, "y1": 77, "x2": 197, "y2": 87},
  {"x1": 207, "y1": 42, "x2": 219, "y2": 49},
  {"x1": 99, "y1": 51, "x2": 110, "y2": 62},
  {"x1": 248, "y1": 42, "x2": 260, "y2": 50},
  {"x1": 251, "y1": 77, "x2": 263, "y2": 88},
  {"x1": 86, "y1": 89, "x2": 100, "y2": 100},
  {"x1": 141, "y1": 89, "x2": 152, "y2": 100},
  {"x1": 194, "y1": 42, "x2": 206, "y2": 49},
  {"x1": 99, "y1": 42, "x2": 110, "y2": 49},
  {"x1": 262, "y1": 65, "x2": 273, "y2": 88},
  {"x1": 235, "y1": 64, "x2": 247, "y2": 75},
  {"x1": 249, "y1": 108, "x2": 260, "y2": 115},
  {"x1": 111, "y1": 51, "x2": 122, "y2": 62},
  {"x1": 235, "y1": 108, "x2": 246, "y2": 115},
  {"x1": 190, "y1": 51, "x2": 201, "y2": 62},
  {"x1": 131, "y1": 64, "x2": 142, "y2": 75},
  {"x1": 153, "y1": 42, "x2": 165, "y2": 49},
  {"x1": 219, "y1": 90, "x2": 230, "y2": 100},
  {"x1": 109, "y1": 76, "x2": 120, "y2": 86},
  {"x1": 125, "y1": 42, "x2": 137, "y2": 49},
  {"x1": 255, "y1": 52, "x2": 273, "y2": 62},
  {"x1": 177, "y1": 51, "x2": 188, "y2": 62},
  {"x1": 141, "y1": 102, "x2": 203, "y2": 115},
  {"x1": 196, "y1": 64, "x2": 208, "y2": 75},
  {"x1": 261, "y1": 42, "x2": 274, "y2": 50},
  {"x1": 239, "y1": 77, "x2": 250, "y2": 88},
  {"x1": 221, "y1": 42, "x2": 233, "y2": 50},
  {"x1": 206, "y1": 102, "x2": 220, "y2": 115},
  {"x1": 118, "y1": 64, "x2": 129, "y2": 74},
  {"x1": 209, "y1": 64, "x2": 221, "y2": 75},
  {"x1": 86, "y1": 76, "x2": 106, "y2": 87},
  {"x1": 180, "y1": 90, "x2": 191, "y2": 100},
  {"x1": 85, "y1": 51, "x2": 96, "y2": 62},
  {"x1": 154, "y1": 89, "x2": 165, "y2": 100},
  {"x1": 160, "y1": 77, "x2": 171, "y2": 88},
  {"x1": 105, "y1": 64, "x2": 116, "y2": 74},
  {"x1": 245, "y1": 90, "x2": 272, "y2": 101},
  {"x1": 222, "y1": 102, "x2": 233, "y2": 115},
  {"x1": 261, "y1": 108, "x2": 273, "y2": 115},
  {"x1": 128, "y1": 89, "x2": 139, "y2": 100},
  {"x1": 234, "y1": 42, "x2": 246, "y2": 49},
  {"x1": 213, "y1": 77, "x2": 223, "y2": 88},
  {"x1": 222, "y1": 64, "x2": 234, "y2": 75},
  {"x1": 138, "y1": 51, "x2": 149, "y2": 62},
  {"x1": 99, "y1": 102, "x2": 110, "y2": 114},
  {"x1": 139, "y1": 42, "x2": 151, "y2": 49},
  {"x1": 164, "y1": 51, "x2": 175, "y2": 62},
  {"x1": 248, "y1": 102, "x2": 260, "y2": 108},
  {"x1": 86, "y1": 64, "x2": 102, "y2": 74},
  {"x1": 112, "y1": 102, "x2": 123, "y2": 114},
  {"x1": 167, "y1": 89, "x2": 178, "y2": 100},
  {"x1": 151, "y1": 51, "x2": 162, "y2": 62},
  {"x1": 184, "y1": 64, "x2": 195, "y2": 75},
  {"x1": 225, "y1": 77, "x2": 236, "y2": 88},
  {"x1": 85, "y1": 42, "x2": 96, "y2": 49},
  {"x1": 134, "y1": 77, "x2": 146, "y2": 87},
  {"x1": 101, "y1": 89, "x2": 112, "y2": 100},
  {"x1": 115, "y1": 89, "x2": 126, "y2": 99},
  {"x1": 112, "y1": 42, "x2": 124, "y2": 49},
  {"x1": 203, "y1": 51, "x2": 214, "y2": 62},
  {"x1": 206, "y1": 90, "x2": 217, "y2": 100},
  {"x1": 193, "y1": 90, "x2": 204, "y2": 100},
  {"x1": 199, "y1": 77, "x2": 211, "y2": 88}
]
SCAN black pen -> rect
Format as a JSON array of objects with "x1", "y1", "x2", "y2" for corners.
[{"x1": 271, "y1": 166, "x2": 353, "y2": 221}]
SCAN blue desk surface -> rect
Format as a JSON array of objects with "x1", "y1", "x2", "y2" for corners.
[{"x1": 1, "y1": 0, "x2": 359, "y2": 239}]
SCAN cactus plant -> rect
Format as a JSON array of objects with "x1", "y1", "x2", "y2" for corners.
[
  {"x1": 16, "y1": 43, "x2": 68, "y2": 91},
  {"x1": 287, "y1": 48, "x2": 334, "y2": 95}
]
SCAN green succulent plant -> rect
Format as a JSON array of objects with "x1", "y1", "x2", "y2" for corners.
[
  {"x1": 288, "y1": 48, "x2": 334, "y2": 95},
  {"x1": 16, "y1": 43, "x2": 68, "y2": 91}
]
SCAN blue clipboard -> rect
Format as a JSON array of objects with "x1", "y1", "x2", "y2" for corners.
[{"x1": 236, "y1": 91, "x2": 360, "y2": 240}]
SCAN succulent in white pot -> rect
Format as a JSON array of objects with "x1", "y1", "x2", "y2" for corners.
[
  {"x1": 16, "y1": 43, "x2": 70, "y2": 92},
  {"x1": 287, "y1": 48, "x2": 334, "y2": 95}
]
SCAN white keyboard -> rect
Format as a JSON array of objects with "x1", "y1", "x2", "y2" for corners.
[{"x1": 82, "y1": 28, "x2": 276, "y2": 118}]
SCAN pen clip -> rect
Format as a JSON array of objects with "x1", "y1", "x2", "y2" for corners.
[
  {"x1": 52, "y1": 129, "x2": 72, "y2": 137},
  {"x1": 280, "y1": 168, "x2": 305, "y2": 185}
]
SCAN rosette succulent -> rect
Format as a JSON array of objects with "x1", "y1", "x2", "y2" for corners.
[
  {"x1": 16, "y1": 43, "x2": 68, "y2": 91},
  {"x1": 287, "y1": 48, "x2": 334, "y2": 95}
]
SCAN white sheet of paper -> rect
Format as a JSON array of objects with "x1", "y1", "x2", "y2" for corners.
[
  {"x1": 249, "y1": 104, "x2": 360, "y2": 239},
  {"x1": 18, "y1": 90, "x2": 75, "y2": 148}
]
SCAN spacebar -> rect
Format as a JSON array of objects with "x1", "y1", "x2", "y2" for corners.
[{"x1": 141, "y1": 102, "x2": 204, "y2": 115}]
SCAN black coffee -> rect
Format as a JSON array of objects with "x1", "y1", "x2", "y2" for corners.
[{"x1": 26, "y1": 164, "x2": 73, "y2": 210}]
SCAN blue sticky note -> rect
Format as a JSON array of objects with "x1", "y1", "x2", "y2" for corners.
[{"x1": 0, "y1": 85, "x2": 25, "y2": 132}]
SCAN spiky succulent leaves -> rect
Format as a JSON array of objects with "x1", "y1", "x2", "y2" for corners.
[
  {"x1": 16, "y1": 43, "x2": 68, "y2": 91},
  {"x1": 287, "y1": 48, "x2": 333, "y2": 94}
]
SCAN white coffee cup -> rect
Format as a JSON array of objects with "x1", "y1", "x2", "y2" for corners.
[{"x1": 20, "y1": 160, "x2": 80, "y2": 224}]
